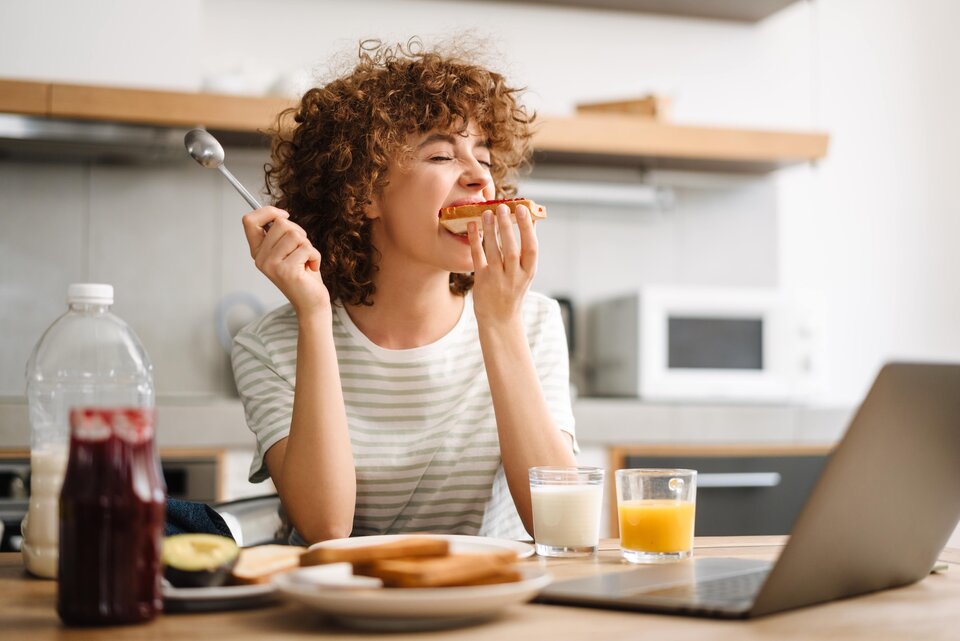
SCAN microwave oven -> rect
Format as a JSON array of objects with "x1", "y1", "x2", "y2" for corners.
[{"x1": 587, "y1": 287, "x2": 820, "y2": 402}]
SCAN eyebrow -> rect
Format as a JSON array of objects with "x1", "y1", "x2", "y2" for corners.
[{"x1": 417, "y1": 132, "x2": 490, "y2": 150}]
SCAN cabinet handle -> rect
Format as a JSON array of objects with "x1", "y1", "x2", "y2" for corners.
[{"x1": 697, "y1": 472, "x2": 782, "y2": 488}]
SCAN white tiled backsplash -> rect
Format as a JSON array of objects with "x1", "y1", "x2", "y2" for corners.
[{"x1": 0, "y1": 149, "x2": 778, "y2": 400}]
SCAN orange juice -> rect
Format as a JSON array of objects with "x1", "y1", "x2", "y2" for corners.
[{"x1": 618, "y1": 499, "x2": 696, "y2": 553}]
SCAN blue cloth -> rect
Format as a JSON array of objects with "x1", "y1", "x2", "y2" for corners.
[{"x1": 164, "y1": 498, "x2": 234, "y2": 540}]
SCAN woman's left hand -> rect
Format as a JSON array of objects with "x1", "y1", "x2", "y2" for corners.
[{"x1": 468, "y1": 202, "x2": 538, "y2": 327}]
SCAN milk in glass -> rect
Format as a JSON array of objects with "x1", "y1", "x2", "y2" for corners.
[{"x1": 529, "y1": 467, "x2": 605, "y2": 557}]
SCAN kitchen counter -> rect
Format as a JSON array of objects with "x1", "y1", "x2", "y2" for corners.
[
  {"x1": 3, "y1": 537, "x2": 958, "y2": 640},
  {"x1": 0, "y1": 398, "x2": 252, "y2": 449},
  {"x1": 0, "y1": 397, "x2": 853, "y2": 449},
  {"x1": 0, "y1": 398, "x2": 851, "y2": 505},
  {"x1": 571, "y1": 397, "x2": 852, "y2": 446}
]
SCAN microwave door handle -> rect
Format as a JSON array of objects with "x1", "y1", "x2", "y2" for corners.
[{"x1": 697, "y1": 472, "x2": 782, "y2": 488}]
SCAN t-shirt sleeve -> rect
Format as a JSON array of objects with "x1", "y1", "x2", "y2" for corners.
[
  {"x1": 231, "y1": 325, "x2": 295, "y2": 483},
  {"x1": 527, "y1": 296, "x2": 579, "y2": 454}
]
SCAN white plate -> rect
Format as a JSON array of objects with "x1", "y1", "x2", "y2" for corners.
[
  {"x1": 275, "y1": 534, "x2": 547, "y2": 630},
  {"x1": 162, "y1": 580, "x2": 277, "y2": 613},
  {"x1": 306, "y1": 533, "x2": 535, "y2": 559},
  {"x1": 274, "y1": 566, "x2": 550, "y2": 630}
]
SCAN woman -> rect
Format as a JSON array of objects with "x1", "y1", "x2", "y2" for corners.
[{"x1": 232, "y1": 39, "x2": 577, "y2": 544}]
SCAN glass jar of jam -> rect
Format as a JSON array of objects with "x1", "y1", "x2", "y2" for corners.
[{"x1": 57, "y1": 408, "x2": 166, "y2": 626}]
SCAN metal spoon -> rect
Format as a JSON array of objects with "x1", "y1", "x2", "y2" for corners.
[{"x1": 184, "y1": 129, "x2": 262, "y2": 210}]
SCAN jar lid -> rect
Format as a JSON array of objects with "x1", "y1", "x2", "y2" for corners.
[{"x1": 67, "y1": 283, "x2": 114, "y2": 305}]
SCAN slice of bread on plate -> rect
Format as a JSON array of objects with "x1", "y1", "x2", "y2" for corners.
[
  {"x1": 353, "y1": 552, "x2": 519, "y2": 588},
  {"x1": 230, "y1": 545, "x2": 306, "y2": 585},
  {"x1": 300, "y1": 536, "x2": 449, "y2": 566}
]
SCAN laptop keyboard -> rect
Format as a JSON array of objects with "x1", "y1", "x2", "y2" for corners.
[{"x1": 637, "y1": 569, "x2": 769, "y2": 605}]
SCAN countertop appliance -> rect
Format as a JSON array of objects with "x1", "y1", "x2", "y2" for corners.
[
  {"x1": 587, "y1": 286, "x2": 820, "y2": 402},
  {"x1": 0, "y1": 460, "x2": 28, "y2": 552},
  {"x1": 0, "y1": 455, "x2": 219, "y2": 552}
]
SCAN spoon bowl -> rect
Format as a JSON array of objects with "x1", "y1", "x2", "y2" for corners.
[
  {"x1": 183, "y1": 128, "x2": 262, "y2": 210},
  {"x1": 184, "y1": 129, "x2": 226, "y2": 169}
]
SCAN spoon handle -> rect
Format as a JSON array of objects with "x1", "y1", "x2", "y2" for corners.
[{"x1": 218, "y1": 165, "x2": 262, "y2": 210}]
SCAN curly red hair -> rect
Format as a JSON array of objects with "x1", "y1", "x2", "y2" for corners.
[{"x1": 265, "y1": 38, "x2": 535, "y2": 306}]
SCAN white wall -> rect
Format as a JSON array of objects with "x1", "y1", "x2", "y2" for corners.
[
  {"x1": 0, "y1": 0, "x2": 813, "y2": 124},
  {"x1": 778, "y1": 0, "x2": 960, "y2": 404},
  {"x1": 2, "y1": 0, "x2": 959, "y2": 405},
  {"x1": 0, "y1": 0, "x2": 788, "y2": 400}
]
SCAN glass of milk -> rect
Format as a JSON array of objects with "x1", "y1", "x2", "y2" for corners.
[{"x1": 529, "y1": 466, "x2": 605, "y2": 557}]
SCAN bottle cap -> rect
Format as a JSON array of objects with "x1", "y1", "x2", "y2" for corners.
[{"x1": 67, "y1": 283, "x2": 114, "y2": 305}]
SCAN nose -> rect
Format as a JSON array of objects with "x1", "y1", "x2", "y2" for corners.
[{"x1": 459, "y1": 157, "x2": 491, "y2": 191}]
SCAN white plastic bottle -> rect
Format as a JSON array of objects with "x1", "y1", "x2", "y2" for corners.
[{"x1": 22, "y1": 283, "x2": 154, "y2": 578}]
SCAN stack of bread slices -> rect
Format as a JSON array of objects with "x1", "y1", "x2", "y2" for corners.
[{"x1": 300, "y1": 537, "x2": 522, "y2": 588}]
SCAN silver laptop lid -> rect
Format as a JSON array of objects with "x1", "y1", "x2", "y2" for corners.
[{"x1": 750, "y1": 362, "x2": 960, "y2": 616}]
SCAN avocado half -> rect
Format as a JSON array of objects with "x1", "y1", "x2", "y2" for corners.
[{"x1": 162, "y1": 534, "x2": 240, "y2": 588}]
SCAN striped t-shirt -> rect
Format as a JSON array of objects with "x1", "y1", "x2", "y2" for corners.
[{"x1": 231, "y1": 291, "x2": 576, "y2": 541}]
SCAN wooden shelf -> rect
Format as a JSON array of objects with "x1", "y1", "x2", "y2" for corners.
[
  {"x1": 0, "y1": 80, "x2": 50, "y2": 116},
  {"x1": 50, "y1": 83, "x2": 294, "y2": 132},
  {"x1": 0, "y1": 79, "x2": 829, "y2": 173},
  {"x1": 0, "y1": 79, "x2": 294, "y2": 132},
  {"x1": 533, "y1": 114, "x2": 829, "y2": 173}
]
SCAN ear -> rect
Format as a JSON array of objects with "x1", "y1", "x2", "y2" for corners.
[{"x1": 364, "y1": 195, "x2": 382, "y2": 220}]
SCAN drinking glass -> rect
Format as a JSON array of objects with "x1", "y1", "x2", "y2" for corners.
[
  {"x1": 615, "y1": 468, "x2": 697, "y2": 563},
  {"x1": 529, "y1": 466, "x2": 605, "y2": 557}
]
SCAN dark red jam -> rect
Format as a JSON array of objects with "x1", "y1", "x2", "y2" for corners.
[{"x1": 57, "y1": 408, "x2": 166, "y2": 626}]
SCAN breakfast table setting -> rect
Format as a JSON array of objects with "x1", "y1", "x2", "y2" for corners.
[
  {"x1": 8, "y1": 366, "x2": 960, "y2": 639},
  {"x1": 4, "y1": 536, "x2": 959, "y2": 640}
]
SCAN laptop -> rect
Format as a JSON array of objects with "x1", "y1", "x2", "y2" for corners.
[{"x1": 538, "y1": 362, "x2": 960, "y2": 618}]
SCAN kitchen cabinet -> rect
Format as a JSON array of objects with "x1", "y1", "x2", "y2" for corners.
[
  {"x1": 0, "y1": 79, "x2": 828, "y2": 173},
  {"x1": 608, "y1": 444, "x2": 832, "y2": 536}
]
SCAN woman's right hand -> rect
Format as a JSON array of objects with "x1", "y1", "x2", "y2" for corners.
[{"x1": 242, "y1": 206, "x2": 330, "y2": 316}]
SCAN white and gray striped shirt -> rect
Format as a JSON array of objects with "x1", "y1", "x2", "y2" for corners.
[{"x1": 231, "y1": 291, "x2": 576, "y2": 541}]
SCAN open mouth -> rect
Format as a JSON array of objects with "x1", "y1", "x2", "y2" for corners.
[
  {"x1": 443, "y1": 226, "x2": 479, "y2": 243},
  {"x1": 439, "y1": 213, "x2": 482, "y2": 239}
]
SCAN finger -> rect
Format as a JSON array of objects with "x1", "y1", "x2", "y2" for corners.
[
  {"x1": 282, "y1": 242, "x2": 317, "y2": 275},
  {"x1": 515, "y1": 204, "x2": 539, "y2": 273},
  {"x1": 467, "y1": 220, "x2": 487, "y2": 271},
  {"x1": 279, "y1": 231, "x2": 310, "y2": 263},
  {"x1": 243, "y1": 207, "x2": 289, "y2": 257},
  {"x1": 244, "y1": 205, "x2": 288, "y2": 231},
  {"x1": 306, "y1": 246, "x2": 322, "y2": 272},
  {"x1": 498, "y1": 203, "x2": 521, "y2": 271},
  {"x1": 482, "y1": 208, "x2": 501, "y2": 268},
  {"x1": 258, "y1": 218, "x2": 307, "y2": 262}
]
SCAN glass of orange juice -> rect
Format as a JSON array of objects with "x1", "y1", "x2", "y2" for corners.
[{"x1": 615, "y1": 468, "x2": 697, "y2": 563}]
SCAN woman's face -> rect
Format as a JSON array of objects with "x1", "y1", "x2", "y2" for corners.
[{"x1": 367, "y1": 122, "x2": 496, "y2": 277}]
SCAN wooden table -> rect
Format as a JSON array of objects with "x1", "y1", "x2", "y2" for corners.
[{"x1": 3, "y1": 537, "x2": 958, "y2": 640}]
